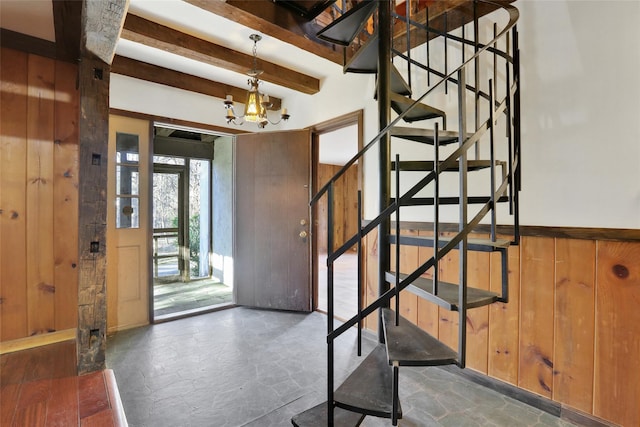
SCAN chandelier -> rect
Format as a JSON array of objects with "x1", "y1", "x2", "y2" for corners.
[{"x1": 224, "y1": 34, "x2": 290, "y2": 128}]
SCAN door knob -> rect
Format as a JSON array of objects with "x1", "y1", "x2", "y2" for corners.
[{"x1": 299, "y1": 231, "x2": 308, "y2": 238}]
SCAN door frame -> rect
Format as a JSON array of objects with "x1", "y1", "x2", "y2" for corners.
[{"x1": 309, "y1": 110, "x2": 364, "y2": 313}]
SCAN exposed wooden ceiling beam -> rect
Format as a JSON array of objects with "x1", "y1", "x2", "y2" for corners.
[
  {"x1": 121, "y1": 14, "x2": 320, "y2": 95},
  {"x1": 52, "y1": 0, "x2": 82, "y2": 62},
  {"x1": 183, "y1": 0, "x2": 343, "y2": 66},
  {"x1": 82, "y1": 0, "x2": 129, "y2": 64},
  {"x1": 111, "y1": 55, "x2": 282, "y2": 110}
]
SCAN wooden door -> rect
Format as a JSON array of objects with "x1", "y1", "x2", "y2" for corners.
[
  {"x1": 107, "y1": 115, "x2": 151, "y2": 332},
  {"x1": 235, "y1": 129, "x2": 311, "y2": 311}
]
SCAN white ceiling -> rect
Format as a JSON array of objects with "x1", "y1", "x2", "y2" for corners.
[{"x1": 0, "y1": 0, "x2": 356, "y2": 164}]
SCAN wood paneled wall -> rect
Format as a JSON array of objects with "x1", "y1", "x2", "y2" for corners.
[
  {"x1": 316, "y1": 163, "x2": 358, "y2": 253},
  {"x1": 364, "y1": 226, "x2": 640, "y2": 427},
  {"x1": 0, "y1": 48, "x2": 79, "y2": 342}
]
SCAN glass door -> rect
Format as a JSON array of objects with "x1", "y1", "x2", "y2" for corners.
[{"x1": 152, "y1": 165, "x2": 186, "y2": 283}]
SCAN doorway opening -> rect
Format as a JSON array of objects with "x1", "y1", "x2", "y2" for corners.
[
  {"x1": 151, "y1": 126, "x2": 234, "y2": 321},
  {"x1": 312, "y1": 111, "x2": 363, "y2": 321}
]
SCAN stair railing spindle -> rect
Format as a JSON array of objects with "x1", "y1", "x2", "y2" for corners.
[
  {"x1": 513, "y1": 28, "x2": 521, "y2": 245},
  {"x1": 489, "y1": 79, "x2": 497, "y2": 243},
  {"x1": 426, "y1": 7, "x2": 431, "y2": 86},
  {"x1": 327, "y1": 183, "x2": 335, "y2": 426},
  {"x1": 433, "y1": 122, "x2": 440, "y2": 297},
  {"x1": 405, "y1": 0, "x2": 412, "y2": 89},
  {"x1": 504, "y1": 33, "x2": 514, "y2": 217},
  {"x1": 444, "y1": 12, "x2": 448, "y2": 94},
  {"x1": 357, "y1": 190, "x2": 363, "y2": 357},
  {"x1": 457, "y1": 67, "x2": 468, "y2": 369},
  {"x1": 493, "y1": 23, "x2": 498, "y2": 106},
  {"x1": 394, "y1": 153, "x2": 401, "y2": 325},
  {"x1": 473, "y1": 0, "x2": 480, "y2": 160},
  {"x1": 461, "y1": 24, "x2": 466, "y2": 62}
]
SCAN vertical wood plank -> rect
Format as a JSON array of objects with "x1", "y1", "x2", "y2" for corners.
[
  {"x1": 344, "y1": 165, "x2": 358, "y2": 246},
  {"x1": 364, "y1": 227, "x2": 379, "y2": 332},
  {"x1": 437, "y1": 233, "x2": 459, "y2": 350},
  {"x1": 333, "y1": 169, "x2": 345, "y2": 249},
  {"x1": 594, "y1": 241, "x2": 640, "y2": 426},
  {"x1": 518, "y1": 236, "x2": 555, "y2": 398},
  {"x1": 417, "y1": 230, "x2": 438, "y2": 337},
  {"x1": 53, "y1": 60, "x2": 80, "y2": 332},
  {"x1": 488, "y1": 243, "x2": 520, "y2": 385},
  {"x1": 26, "y1": 54, "x2": 56, "y2": 336},
  {"x1": 465, "y1": 249, "x2": 490, "y2": 373},
  {"x1": 316, "y1": 164, "x2": 333, "y2": 254},
  {"x1": 553, "y1": 238, "x2": 595, "y2": 413},
  {"x1": 0, "y1": 47, "x2": 29, "y2": 341},
  {"x1": 390, "y1": 228, "x2": 418, "y2": 324}
]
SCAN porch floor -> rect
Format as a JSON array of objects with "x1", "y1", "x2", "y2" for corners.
[{"x1": 153, "y1": 279, "x2": 233, "y2": 318}]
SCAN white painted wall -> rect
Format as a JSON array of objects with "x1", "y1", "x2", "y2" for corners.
[
  {"x1": 515, "y1": 0, "x2": 640, "y2": 229},
  {"x1": 111, "y1": 0, "x2": 640, "y2": 229}
]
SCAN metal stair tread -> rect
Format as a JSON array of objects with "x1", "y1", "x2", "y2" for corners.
[
  {"x1": 390, "y1": 126, "x2": 462, "y2": 145},
  {"x1": 388, "y1": 234, "x2": 511, "y2": 251},
  {"x1": 381, "y1": 308, "x2": 458, "y2": 366},
  {"x1": 344, "y1": 32, "x2": 378, "y2": 74},
  {"x1": 386, "y1": 272, "x2": 499, "y2": 311},
  {"x1": 334, "y1": 345, "x2": 402, "y2": 419},
  {"x1": 375, "y1": 65, "x2": 412, "y2": 98},
  {"x1": 391, "y1": 159, "x2": 502, "y2": 172},
  {"x1": 390, "y1": 92, "x2": 446, "y2": 123},
  {"x1": 316, "y1": 0, "x2": 378, "y2": 46},
  {"x1": 291, "y1": 402, "x2": 365, "y2": 427}
]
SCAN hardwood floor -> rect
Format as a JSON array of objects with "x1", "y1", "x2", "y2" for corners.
[
  {"x1": 0, "y1": 341, "x2": 127, "y2": 426},
  {"x1": 317, "y1": 252, "x2": 359, "y2": 321}
]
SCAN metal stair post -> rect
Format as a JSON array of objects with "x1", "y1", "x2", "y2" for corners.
[{"x1": 378, "y1": 0, "x2": 392, "y2": 343}]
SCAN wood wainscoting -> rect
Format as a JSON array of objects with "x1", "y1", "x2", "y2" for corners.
[
  {"x1": 0, "y1": 47, "x2": 79, "y2": 342},
  {"x1": 317, "y1": 163, "x2": 359, "y2": 253},
  {"x1": 363, "y1": 224, "x2": 640, "y2": 427}
]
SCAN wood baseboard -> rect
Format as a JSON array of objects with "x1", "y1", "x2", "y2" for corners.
[
  {"x1": 0, "y1": 328, "x2": 76, "y2": 355},
  {"x1": 440, "y1": 365, "x2": 618, "y2": 427}
]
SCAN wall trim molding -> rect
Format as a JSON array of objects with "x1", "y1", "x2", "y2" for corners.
[
  {"x1": 0, "y1": 29, "x2": 59, "y2": 61},
  {"x1": 368, "y1": 221, "x2": 640, "y2": 242},
  {"x1": 0, "y1": 328, "x2": 76, "y2": 355}
]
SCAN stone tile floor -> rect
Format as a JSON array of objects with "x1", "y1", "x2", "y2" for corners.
[{"x1": 107, "y1": 308, "x2": 576, "y2": 427}]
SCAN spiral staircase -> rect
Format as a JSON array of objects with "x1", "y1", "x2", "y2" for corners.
[{"x1": 293, "y1": 1, "x2": 521, "y2": 425}]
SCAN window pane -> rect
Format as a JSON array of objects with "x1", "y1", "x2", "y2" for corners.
[
  {"x1": 116, "y1": 196, "x2": 140, "y2": 229},
  {"x1": 116, "y1": 165, "x2": 139, "y2": 196},
  {"x1": 116, "y1": 132, "x2": 139, "y2": 157},
  {"x1": 153, "y1": 155, "x2": 185, "y2": 165}
]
